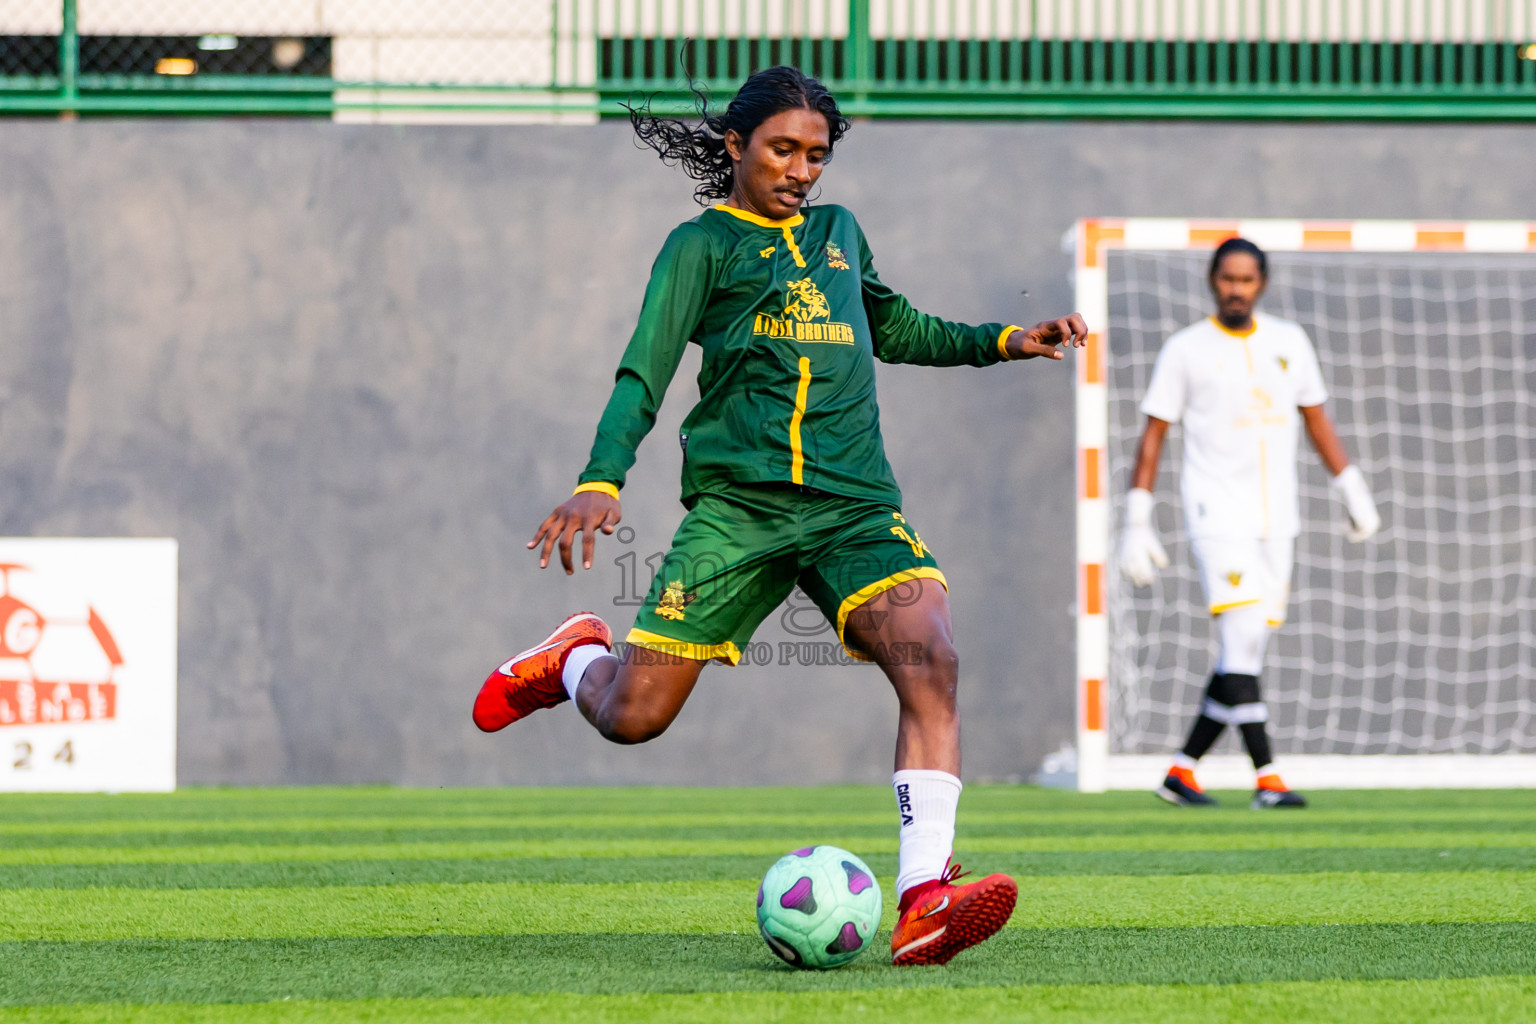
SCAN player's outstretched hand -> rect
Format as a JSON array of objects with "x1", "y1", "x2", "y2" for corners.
[
  {"x1": 1119, "y1": 488, "x2": 1169, "y2": 588},
  {"x1": 529, "y1": 491, "x2": 622, "y2": 574},
  {"x1": 1331, "y1": 465, "x2": 1381, "y2": 542},
  {"x1": 1005, "y1": 314, "x2": 1090, "y2": 360}
]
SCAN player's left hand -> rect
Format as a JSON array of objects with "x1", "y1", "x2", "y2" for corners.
[
  {"x1": 1004, "y1": 314, "x2": 1089, "y2": 360},
  {"x1": 1331, "y1": 465, "x2": 1381, "y2": 542}
]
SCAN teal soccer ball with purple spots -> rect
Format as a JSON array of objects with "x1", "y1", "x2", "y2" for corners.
[{"x1": 756, "y1": 845, "x2": 883, "y2": 969}]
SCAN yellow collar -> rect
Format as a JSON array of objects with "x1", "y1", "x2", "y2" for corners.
[
  {"x1": 712, "y1": 203, "x2": 804, "y2": 229},
  {"x1": 1209, "y1": 315, "x2": 1258, "y2": 338}
]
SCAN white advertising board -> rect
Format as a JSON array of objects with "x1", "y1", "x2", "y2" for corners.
[{"x1": 0, "y1": 539, "x2": 177, "y2": 792}]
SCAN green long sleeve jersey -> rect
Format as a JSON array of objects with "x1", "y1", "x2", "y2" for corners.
[{"x1": 578, "y1": 203, "x2": 1016, "y2": 507}]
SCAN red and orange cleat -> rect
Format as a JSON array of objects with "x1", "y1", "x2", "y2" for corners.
[
  {"x1": 1252, "y1": 772, "x2": 1307, "y2": 808},
  {"x1": 1156, "y1": 765, "x2": 1218, "y2": 806},
  {"x1": 472, "y1": 612, "x2": 611, "y2": 732},
  {"x1": 890, "y1": 860, "x2": 1018, "y2": 966}
]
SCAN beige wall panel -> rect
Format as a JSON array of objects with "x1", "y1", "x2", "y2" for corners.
[
  {"x1": 77, "y1": 0, "x2": 321, "y2": 34},
  {"x1": 329, "y1": 35, "x2": 377, "y2": 80},
  {"x1": 321, "y1": 0, "x2": 549, "y2": 35},
  {"x1": 0, "y1": 0, "x2": 64, "y2": 32},
  {"x1": 365, "y1": 37, "x2": 552, "y2": 84}
]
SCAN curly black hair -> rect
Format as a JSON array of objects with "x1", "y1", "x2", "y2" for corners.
[{"x1": 625, "y1": 65, "x2": 852, "y2": 206}]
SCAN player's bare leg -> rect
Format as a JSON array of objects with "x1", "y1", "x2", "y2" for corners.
[
  {"x1": 473, "y1": 610, "x2": 707, "y2": 744},
  {"x1": 572, "y1": 650, "x2": 705, "y2": 745},
  {"x1": 843, "y1": 579, "x2": 1017, "y2": 966}
]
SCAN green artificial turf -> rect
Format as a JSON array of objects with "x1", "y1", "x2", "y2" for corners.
[{"x1": 0, "y1": 786, "x2": 1531, "y2": 1022}]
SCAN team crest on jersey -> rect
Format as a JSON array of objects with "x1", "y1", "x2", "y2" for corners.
[
  {"x1": 825, "y1": 243, "x2": 849, "y2": 270},
  {"x1": 1226, "y1": 571, "x2": 1243, "y2": 587},
  {"x1": 752, "y1": 277, "x2": 855, "y2": 344},
  {"x1": 1277, "y1": 355, "x2": 1289, "y2": 371},
  {"x1": 656, "y1": 580, "x2": 693, "y2": 621},
  {"x1": 760, "y1": 246, "x2": 776, "y2": 258}
]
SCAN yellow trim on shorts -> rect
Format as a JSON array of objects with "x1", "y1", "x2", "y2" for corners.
[
  {"x1": 573, "y1": 481, "x2": 620, "y2": 500},
  {"x1": 835, "y1": 568, "x2": 949, "y2": 661},
  {"x1": 624, "y1": 628, "x2": 741, "y2": 666},
  {"x1": 1209, "y1": 598, "x2": 1263, "y2": 616}
]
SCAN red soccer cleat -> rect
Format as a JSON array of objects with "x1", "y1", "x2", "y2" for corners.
[
  {"x1": 890, "y1": 860, "x2": 1018, "y2": 966},
  {"x1": 472, "y1": 612, "x2": 611, "y2": 732}
]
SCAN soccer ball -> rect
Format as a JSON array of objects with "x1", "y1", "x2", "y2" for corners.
[{"x1": 756, "y1": 845, "x2": 883, "y2": 969}]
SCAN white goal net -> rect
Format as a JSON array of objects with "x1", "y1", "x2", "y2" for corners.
[{"x1": 1072, "y1": 219, "x2": 1536, "y2": 790}]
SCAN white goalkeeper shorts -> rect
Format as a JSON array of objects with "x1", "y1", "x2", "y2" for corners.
[{"x1": 1190, "y1": 535, "x2": 1295, "y2": 627}]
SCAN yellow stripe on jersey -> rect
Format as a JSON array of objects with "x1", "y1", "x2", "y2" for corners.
[
  {"x1": 708, "y1": 204, "x2": 806, "y2": 265},
  {"x1": 1259, "y1": 438, "x2": 1270, "y2": 539},
  {"x1": 781, "y1": 226, "x2": 807, "y2": 267},
  {"x1": 790, "y1": 358, "x2": 812, "y2": 484}
]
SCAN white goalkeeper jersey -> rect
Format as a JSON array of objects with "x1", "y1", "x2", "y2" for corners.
[{"x1": 1140, "y1": 312, "x2": 1328, "y2": 540}]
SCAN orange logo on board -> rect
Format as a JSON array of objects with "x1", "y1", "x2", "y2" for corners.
[{"x1": 0, "y1": 564, "x2": 121, "y2": 727}]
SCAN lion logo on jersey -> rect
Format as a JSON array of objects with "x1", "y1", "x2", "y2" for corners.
[{"x1": 784, "y1": 279, "x2": 831, "y2": 323}]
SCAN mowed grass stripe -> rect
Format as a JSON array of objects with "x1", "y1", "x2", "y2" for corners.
[
  {"x1": 8, "y1": 804, "x2": 1536, "y2": 838},
  {"x1": 0, "y1": 785, "x2": 1521, "y2": 816},
  {"x1": 9, "y1": 827, "x2": 1536, "y2": 866},
  {"x1": 4, "y1": 846, "x2": 1534, "y2": 892},
  {"x1": 3, "y1": 977, "x2": 1535, "y2": 1024},
  {"x1": 2, "y1": 871, "x2": 1530, "y2": 942},
  {"x1": 2, "y1": 928, "x2": 1532, "y2": 1005},
  {"x1": 13, "y1": 819, "x2": 1536, "y2": 855},
  {"x1": 1, "y1": 827, "x2": 1532, "y2": 868}
]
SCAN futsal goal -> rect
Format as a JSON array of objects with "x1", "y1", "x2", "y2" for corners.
[{"x1": 1072, "y1": 218, "x2": 1536, "y2": 791}]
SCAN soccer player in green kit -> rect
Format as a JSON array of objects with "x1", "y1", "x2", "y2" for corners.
[{"x1": 473, "y1": 66, "x2": 1087, "y2": 965}]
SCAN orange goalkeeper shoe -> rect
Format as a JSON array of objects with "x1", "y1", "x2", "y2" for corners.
[
  {"x1": 890, "y1": 860, "x2": 1018, "y2": 966},
  {"x1": 472, "y1": 612, "x2": 611, "y2": 732}
]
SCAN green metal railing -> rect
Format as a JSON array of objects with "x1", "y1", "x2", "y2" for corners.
[{"x1": 2, "y1": 0, "x2": 1534, "y2": 118}]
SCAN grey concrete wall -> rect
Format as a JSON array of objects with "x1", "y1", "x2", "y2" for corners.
[{"x1": 1, "y1": 119, "x2": 1532, "y2": 786}]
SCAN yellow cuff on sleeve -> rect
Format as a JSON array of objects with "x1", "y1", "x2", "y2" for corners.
[
  {"x1": 573, "y1": 482, "x2": 620, "y2": 500},
  {"x1": 997, "y1": 325, "x2": 1024, "y2": 360}
]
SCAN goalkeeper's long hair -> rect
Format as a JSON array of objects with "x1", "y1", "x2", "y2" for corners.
[{"x1": 625, "y1": 65, "x2": 851, "y2": 207}]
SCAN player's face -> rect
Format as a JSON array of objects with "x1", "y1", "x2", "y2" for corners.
[
  {"x1": 1209, "y1": 253, "x2": 1267, "y2": 327},
  {"x1": 724, "y1": 107, "x2": 831, "y2": 221}
]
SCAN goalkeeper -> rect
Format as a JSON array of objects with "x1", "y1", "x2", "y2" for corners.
[{"x1": 1120, "y1": 237, "x2": 1380, "y2": 809}]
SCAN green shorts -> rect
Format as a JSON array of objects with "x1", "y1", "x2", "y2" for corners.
[{"x1": 627, "y1": 484, "x2": 946, "y2": 665}]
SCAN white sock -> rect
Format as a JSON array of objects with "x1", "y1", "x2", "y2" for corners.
[
  {"x1": 562, "y1": 644, "x2": 613, "y2": 702},
  {"x1": 892, "y1": 769, "x2": 962, "y2": 898}
]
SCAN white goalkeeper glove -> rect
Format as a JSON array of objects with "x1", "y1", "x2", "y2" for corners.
[
  {"x1": 1331, "y1": 465, "x2": 1381, "y2": 542},
  {"x1": 1119, "y1": 488, "x2": 1169, "y2": 588}
]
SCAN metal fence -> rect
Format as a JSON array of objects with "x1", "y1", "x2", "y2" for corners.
[{"x1": 3, "y1": 1, "x2": 1535, "y2": 119}]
